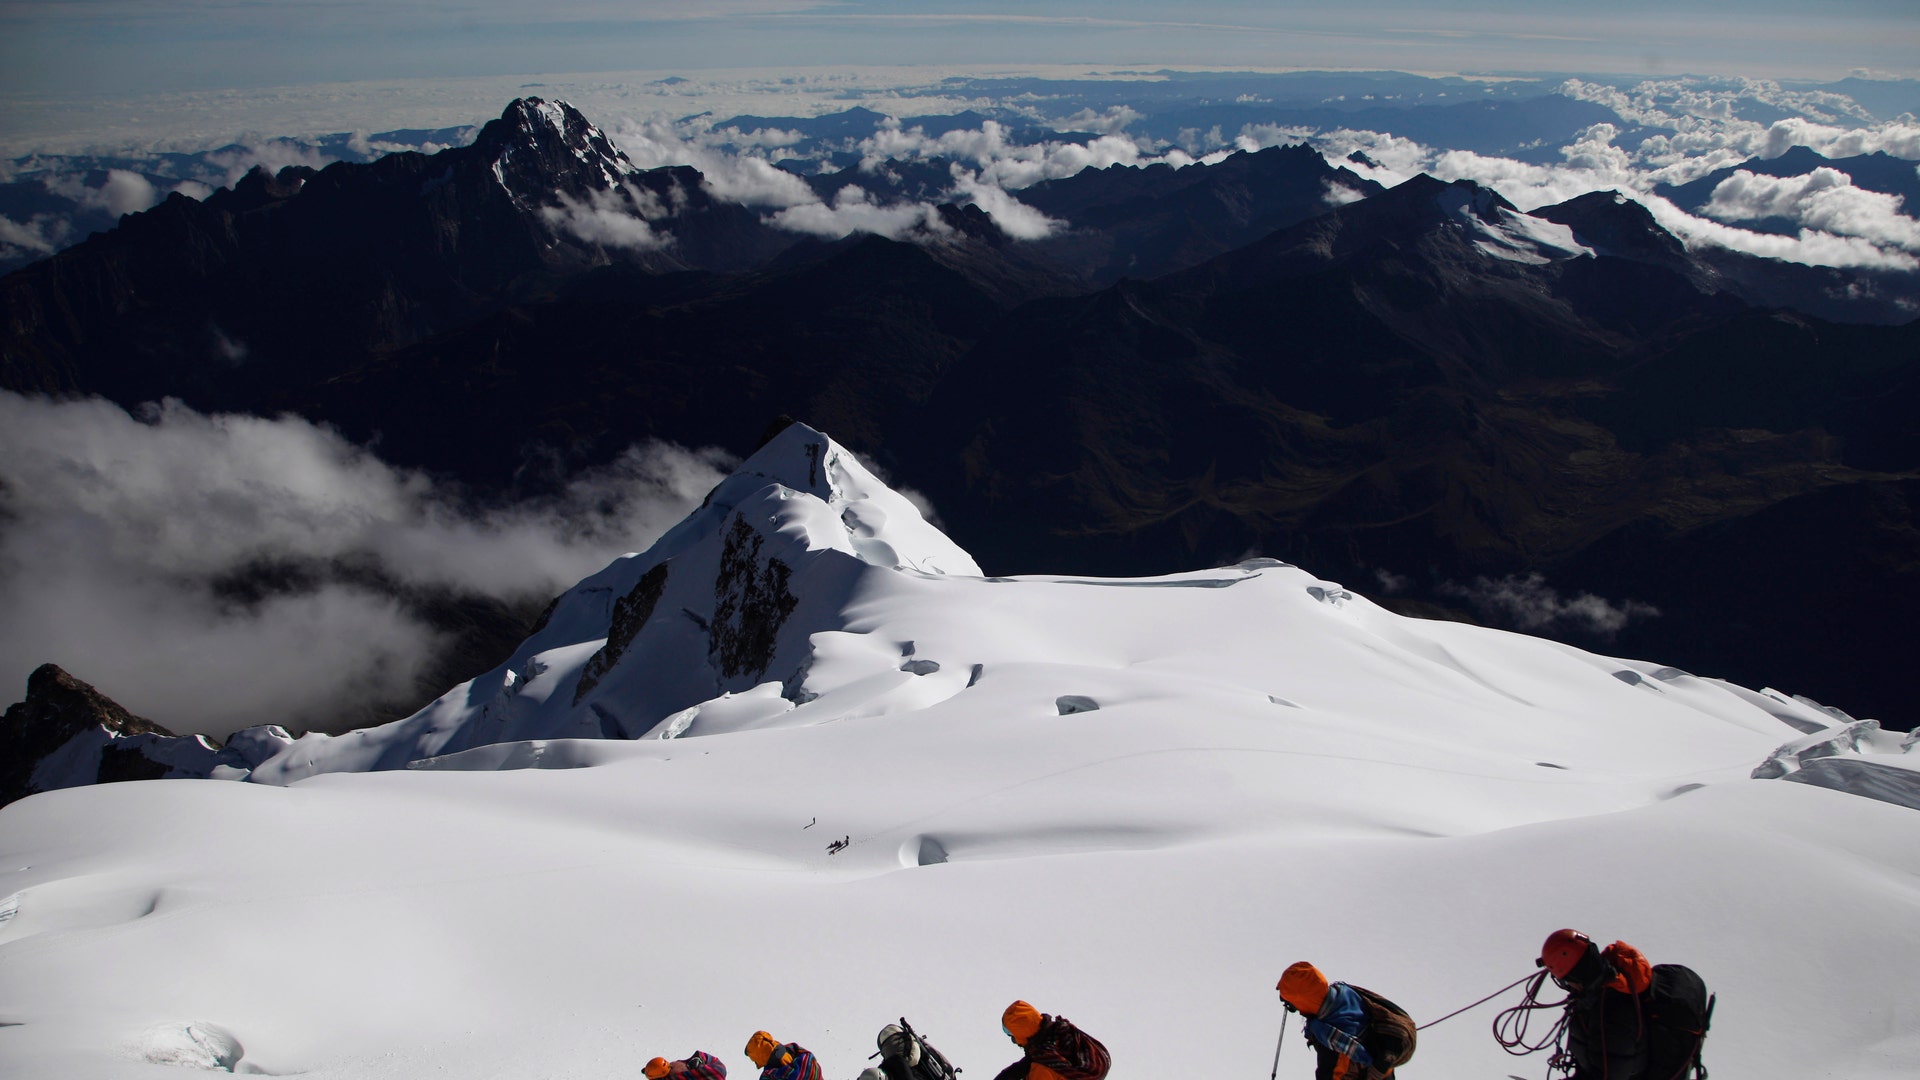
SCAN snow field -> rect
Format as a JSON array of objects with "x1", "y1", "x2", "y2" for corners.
[
  {"x1": 3, "y1": 426, "x2": 1915, "y2": 1077},
  {"x1": 4, "y1": 667, "x2": 1917, "y2": 1077}
]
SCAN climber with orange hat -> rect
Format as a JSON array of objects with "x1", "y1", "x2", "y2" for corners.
[
  {"x1": 744, "y1": 1031, "x2": 822, "y2": 1080},
  {"x1": 1276, "y1": 962, "x2": 1416, "y2": 1080},
  {"x1": 991, "y1": 1000, "x2": 1110, "y2": 1080},
  {"x1": 643, "y1": 1050, "x2": 728, "y2": 1080}
]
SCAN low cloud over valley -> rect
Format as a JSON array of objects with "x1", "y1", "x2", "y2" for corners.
[{"x1": 0, "y1": 392, "x2": 732, "y2": 737}]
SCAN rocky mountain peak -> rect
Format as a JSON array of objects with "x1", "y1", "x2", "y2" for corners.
[
  {"x1": 475, "y1": 97, "x2": 636, "y2": 202},
  {"x1": 1431, "y1": 176, "x2": 1519, "y2": 223},
  {"x1": 10, "y1": 663, "x2": 169, "y2": 742},
  {"x1": 1, "y1": 664, "x2": 292, "y2": 808},
  {"x1": 1533, "y1": 189, "x2": 1691, "y2": 263},
  {"x1": 2, "y1": 664, "x2": 170, "y2": 806}
]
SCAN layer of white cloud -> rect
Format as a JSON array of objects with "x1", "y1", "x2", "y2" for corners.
[
  {"x1": 768, "y1": 184, "x2": 952, "y2": 241},
  {"x1": 0, "y1": 392, "x2": 732, "y2": 737},
  {"x1": 608, "y1": 116, "x2": 818, "y2": 208},
  {"x1": 203, "y1": 141, "x2": 335, "y2": 186},
  {"x1": 1704, "y1": 168, "x2": 1920, "y2": 252},
  {"x1": 38, "y1": 166, "x2": 160, "y2": 217},
  {"x1": 1442, "y1": 571, "x2": 1660, "y2": 639},
  {"x1": 856, "y1": 117, "x2": 1190, "y2": 191},
  {"x1": 947, "y1": 167, "x2": 1059, "y2": 240},
  {"x1": 538, "y1": 181, "x2": 676, "y2": 251},
  {"x1": 0, "y1": 212, "x2": 70, "y2": 258}
]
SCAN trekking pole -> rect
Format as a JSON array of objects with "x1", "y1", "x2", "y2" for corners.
[{"x1": 1269, "y1": 1009, "x2": 1289, "y2": 1080}]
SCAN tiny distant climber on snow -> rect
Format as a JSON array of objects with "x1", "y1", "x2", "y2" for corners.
[
  {"x1": 857, "y1": 1017, "x2": 961, "y2": 1080},
  {"x1": 1276, "y1": 961, "x2": 1417, "y2": 1080},
  {"x1": 1530, "y1": 929, "x2": 1714, "y2": 1080},
  {"x1": 745, "y1": 1030, "x2": 823, "y2": 1080},
  {"x1": 644, "y1": 1050, "x2": 728, "y2": 1079},
  {"x1": 992, "y1": 1000, "x2": 1110, "y2": 1080}
]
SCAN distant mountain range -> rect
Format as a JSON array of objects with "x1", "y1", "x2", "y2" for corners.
[{"x1": 3, "y1": 98, "x2": 1916, "y2": 731}]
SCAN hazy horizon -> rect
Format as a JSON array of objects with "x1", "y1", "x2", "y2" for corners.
[{"x1": 3, "y1": 1, "x2": 1914, "y2": 123}]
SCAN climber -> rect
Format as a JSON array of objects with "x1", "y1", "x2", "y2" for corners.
[
  {"x1": 644, "y1": 1051, "x2": 728, "y2": 1079},
  {"x1": 992, "y1": 1000, "x2": 1110, "y2": 1080},
  {"x1": 745, "y1": 1030, "x2": 822, "y2": 1080},
  {"x1": 857, "y1": 1018, "x2": 960, "y2": 1080},
  {"x1": 1537, "y1": 929, "x2": 1712, "y2": 1080},
  {"x1": 1276, "y1": 961, "x2": 1417, "y2": 1079}
]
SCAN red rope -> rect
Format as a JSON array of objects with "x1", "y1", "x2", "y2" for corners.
[{"x1": 1493, "y1": 969, "x2": 1573, "y2": 1070}]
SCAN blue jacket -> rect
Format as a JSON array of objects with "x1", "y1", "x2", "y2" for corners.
[
  {"x1": 1303, "y1": 983, "x2": 1374, "y2": 1079},
  {"x1": 758, "y1": 1043, "x2": 821, "y2": 1080}
]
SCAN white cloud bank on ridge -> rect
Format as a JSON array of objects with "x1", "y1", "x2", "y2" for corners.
[
  {"x1": 0, "y1": 392, "x2": 733, "y2": 737},
  {"x1": 1314, "y1": 120, "x2": 1920, "y2": 271},
  {"x1": 768, "y1": 184, "x2": 954, "y2": 241},
  {"x1": 600, "y1": 112, "x2": 1215, "y2": 244},
  {"x1": 538, "y1": 181, "x2": 677, "y2": 250},
  {"x1": 1703, "y1": 168, "x2": 1920, "y2": 253}
]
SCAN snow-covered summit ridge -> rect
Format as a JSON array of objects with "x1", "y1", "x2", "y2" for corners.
[
  {"x1": 1433, "y1": 179, "x2": 1594, "y2": 265},
  {"x1": 248, "y1": 423, "x2": 978, "y2": 781},
  {"x1": 244, "y1": 416, "x2": 1877, "y2": 811}
]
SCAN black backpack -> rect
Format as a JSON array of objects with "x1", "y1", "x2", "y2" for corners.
[
  {"x1": 1644, "y1": 964, "x2": 1713, "y2": 1080},
  {"x1": 1353, "y1": 987, "x2": 1418, "y2": 1072},
  {"x1": 880, "y1": 1018, "x2": 959, "y2": 1080}
]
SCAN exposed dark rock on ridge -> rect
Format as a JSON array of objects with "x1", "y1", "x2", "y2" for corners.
[
  {"x1": 574, "y1": 563, "x2": 669, "y2": 705},
  {"x1": 0, "y1": 664, "x2": 291, "y2": 808}
]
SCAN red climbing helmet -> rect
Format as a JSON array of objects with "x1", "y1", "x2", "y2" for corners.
[{"x1": 1538, "y1": 928, "x2": 1593, "y2": 979}]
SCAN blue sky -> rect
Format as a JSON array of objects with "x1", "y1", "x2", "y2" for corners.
[{"x1": 2, "y1": 1, "x2": 1915, "y2": 99}]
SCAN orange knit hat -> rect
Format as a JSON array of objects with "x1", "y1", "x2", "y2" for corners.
[
  {"x1": 1278, "y1": 961, "x2": 1330, "y2": 1015},
  {"x1": 746, "y1": 1031, "x2": 780, "y2": 1067},
  {"x1": 1002, "y1": 1000, "x2": 1043, "y2": 1045},
  {"x1": 643, "y1": 1058, "x2": 672, "y2": 1079}
]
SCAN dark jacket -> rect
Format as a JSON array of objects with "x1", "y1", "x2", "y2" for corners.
[
  {"x1": 992, "y1": 1015, "x2": 1108, "y2": 1080},
  {"x1": 1564, "y1": 942, "x2": 1654, "y2": 1080}
]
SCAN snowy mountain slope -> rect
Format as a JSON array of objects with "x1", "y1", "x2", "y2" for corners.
[
  {"x1": 2, "y1": 423, "x2": 1918, "y2": 1079},
  {"x1": 248, "y1": 423, "x2": 980, "y2": 782}
]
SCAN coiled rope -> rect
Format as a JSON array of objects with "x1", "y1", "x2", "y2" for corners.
[{"x1": 1492, "y1": 969, "x2": 1573, "y2": 1072}]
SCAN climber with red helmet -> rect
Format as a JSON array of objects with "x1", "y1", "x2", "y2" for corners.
[
  {"x1": 744, "y1": 1031, "x2": 822, "y2": 1080},
  {"x1": 644, "y1": 1051, "x2": 728, "y2": 1080},
  {"x1": 1537, "y1": 929, "x2": 1655, "y2": 1079},
  {"x1": 1276, "y1": 962, "x2": 1417, "y2": 1080},
  {"x1": 991, "y1": 1000, "x2": 1110, "y2": 1080}
]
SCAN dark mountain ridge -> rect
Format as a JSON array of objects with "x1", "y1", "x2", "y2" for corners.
[
  {"x1": 2, "y1": 98, "x2": 1916, "y2": 732},
  {"x1": 0, "y1": 98, "x2": 796, "y2": 409}
]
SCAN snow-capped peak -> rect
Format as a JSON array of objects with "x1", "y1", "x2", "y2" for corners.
[
  {"x1": 246, "y1": 423, "x2": 978, "y2": 780},
  {"x1": 478, "y1": 96, "x2": 637, "y2": 201},
  {"x1": 1434, "y1": 179, "x2": 1595, "y2": 265}
]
